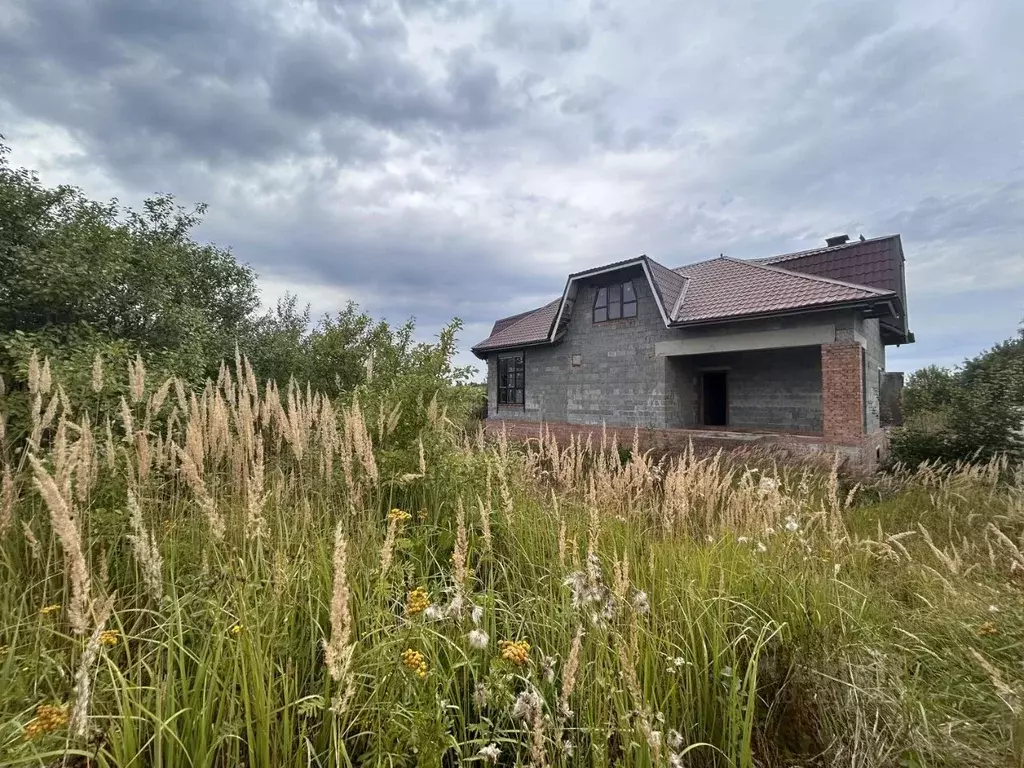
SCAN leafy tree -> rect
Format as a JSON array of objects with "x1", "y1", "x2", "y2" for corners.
[
  {"x1": 892, "y1": 325, "x2": 1024, "y2": 466},
  {"x1": 0, "y1": 138, "x2": 478, "y2": 450},
  {"x1": 0, "y1": 140, "x2": 260, "y2": 385}
]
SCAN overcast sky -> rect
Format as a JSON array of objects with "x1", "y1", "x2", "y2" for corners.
[{"x1": 2, "y1": 0, "x2": 1021, "y2": 378}]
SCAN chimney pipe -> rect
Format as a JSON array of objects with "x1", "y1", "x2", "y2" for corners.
[{"x1": 825, "y1": 234, "x2": 850, "y2": 247}]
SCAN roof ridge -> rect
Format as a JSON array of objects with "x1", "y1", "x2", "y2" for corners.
[
  {"x1": 719, "y1": 255, "x2": 894, "y2": 295},
  {"x1": 671, "y1": 254, "x2": 723, "y2": 273},
  {"x1": 758, "y1": 234, "x2": 900, "y2": 263}
]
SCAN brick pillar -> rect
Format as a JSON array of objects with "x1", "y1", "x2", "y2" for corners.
[{"x1": 821, "y1": 343, "x2": 864, "y2": 443}]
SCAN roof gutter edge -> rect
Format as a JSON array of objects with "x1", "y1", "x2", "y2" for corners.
[
  {"x1": 470, "y1": 337, "x2": 558, "y2": 360},
  {"x1": 667, "y1": 296, "x2": 899, "y2": 330}
]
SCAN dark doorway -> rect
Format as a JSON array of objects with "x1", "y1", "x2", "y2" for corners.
[{"x1": 701, "y1": 371, "x2": 728, "y2": 426}]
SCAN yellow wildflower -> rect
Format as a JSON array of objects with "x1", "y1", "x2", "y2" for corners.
[
  {"x1": 978, "y1": 621, "x2": 998, "y2": 637},
  {"x1": 39, "y1": 604, "x2": 61, "y2": 616},
  {"x1": 230, "y1": 623, "x2": 244, "y2": 637},
  {"x1": 499, "y1": 639, "x2": 531, "y2": 667},
  {"x1": 99, "y1": 630, "x2": 118, "y2": 647},
  {"x1": 23, "y1": 703, "x2": 68, "y2": 740},
  {"x1": 405, "y1": 587, "x2": 430, "y2": 616},
  {"x1": 388, "y1": 508, "x2": 411, "y2": 523},
  {"x1": 402, "y1": 648, "x2": 429, "y2": 679}
]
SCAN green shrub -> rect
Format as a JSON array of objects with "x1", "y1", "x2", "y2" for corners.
[{"x1": 891, "y1": 330, "x2": 1024, "y2": 467}]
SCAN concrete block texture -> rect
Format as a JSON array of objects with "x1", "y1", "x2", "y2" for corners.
[{"x1": 486, "y1": 264, "x2": 885, "y2": 437}]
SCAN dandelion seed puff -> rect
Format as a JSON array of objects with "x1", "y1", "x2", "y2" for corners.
[
  {"x1": 474, "y1": 683, "x2": 488, "y2": 710},
  {"x1": 424, "y1": 604, "x2": 444, "y2": 621},
  {"x1": 643, "y1": 725, "x2": 662, "y2": 754},
  {"x1": 467, "y1": 629, "x2": 489, "y2": 650},
  {"x1": 478, "y1": 743, "x2": 501, "y2": 763},
  {"x1": 471, "y1": 604, "x2": 483, "y2": 626},
  {"x1": 512, "y1": 687, "x2": 542, "y2": 721},
  {"x1": 540, "y1": 653, "x2": 556, "y2": 684},
  {"x1": 631, "y1": 589, "x2": 649, "y2": 615}
]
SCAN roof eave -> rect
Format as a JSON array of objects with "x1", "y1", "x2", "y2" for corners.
[
  {"x1": 470, "y1": 337, "x2": 559, "y2": 360},
  {"x1": 668, "y1": 296, "x2": 898, "y2": 329}
]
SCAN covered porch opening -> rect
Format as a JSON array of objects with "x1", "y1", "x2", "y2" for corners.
[{"x1": 663, "y1": 344, "x2": 826, "y2": 434}]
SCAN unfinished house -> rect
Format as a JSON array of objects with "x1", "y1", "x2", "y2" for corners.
[{"x1": 471, "y1": 234, "x2": 914, "y2": 470}]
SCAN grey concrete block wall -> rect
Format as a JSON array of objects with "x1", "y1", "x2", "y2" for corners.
[
  {"x1": 683, "y1": 346, "x2": 824, "y2": 431},
  {"x1": 862, "y1": 318, "x2": 885, "y2": 433},
  {"x1": 485, "y1": 264, "x2": 883, "y2": 435},
  {"x1": 488, "y1": 265, "x2": 680, "y2": 427}
]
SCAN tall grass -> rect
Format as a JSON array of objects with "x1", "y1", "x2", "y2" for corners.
[{"x1": 1, "y1": 357, "x2": 1022, "y2": 767}]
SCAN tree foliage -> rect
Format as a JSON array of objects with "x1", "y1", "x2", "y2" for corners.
[
  {"x1": 0, "y1": 139, "x2": 475, "y2": 445},
  {"x1": 891, "y1": 326, "x2": 1024, "y2": 466},
  {"x1": 0, "y1": 143, "x2": 260, "y2": 383}
]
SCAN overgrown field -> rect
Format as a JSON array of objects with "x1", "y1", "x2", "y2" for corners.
[{"x1": 1, "y1": 358, "x2": 1022, "y2": 767}]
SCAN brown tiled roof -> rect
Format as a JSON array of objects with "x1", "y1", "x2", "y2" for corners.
[
  {"x1": 755, "y1": 235, "x2": 904, "y2": 296},
  {"x1": 490, "y1": 308, "x2": 537, "y2": 336},
  {"x1": 472, "y1": 298, "x2": 560, "y2": 353},
  {"x1": 670, "y1": 257, "x2": 892, "y2": 323},
  {"x1": 645, "y1": 257, "x2": 688, "y2": 321},
  {"x1": 472, "y1": 236, "x2": 908, "y2": 356}
]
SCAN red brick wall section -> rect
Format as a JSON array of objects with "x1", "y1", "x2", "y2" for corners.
[{"x1": 821, "y1": 342, "x2": 864, "y2": 444}]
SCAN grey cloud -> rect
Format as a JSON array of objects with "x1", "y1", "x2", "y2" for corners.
[
  {"x1": 2, "y1": 0, "x2": 1022, "y2": 375},
  {"x1": 212, "y1": 202, "x2": 557, "y2": 332},
  {"x1": 559, "y1": 76, "x2": 616, "y2": 115},
  {"x1": 0, "y1": 0, "x2": 524, "y2": 175},
  {"x1": 397, "y1": 0, "x2": 488, "y2": 22},
  {"x1": 783, "y1": 0, "x2": 897, "y2": 66},
  {"x1": 489, "y1": 4, "x2": 592, "y2": 54},
  {"x1": 881, "y1": 182, "x2": 1024, "y2": 243}
]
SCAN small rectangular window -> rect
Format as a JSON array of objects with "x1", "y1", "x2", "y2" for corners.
[
  {"x1": 593, "y1": 280, "x2": 637, "y2": 323},
  {"x1": 497, "y1": 352, "x2": 525, "y2": 406}
]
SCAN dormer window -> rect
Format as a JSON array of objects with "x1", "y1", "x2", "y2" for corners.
[{"x1": 593, "y1": 281, "x2": 637, "y2": 323}]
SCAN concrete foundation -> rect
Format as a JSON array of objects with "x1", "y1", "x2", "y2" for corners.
[{"x1": 486, "y1": 419, "x2": 890, "y2": 474}]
